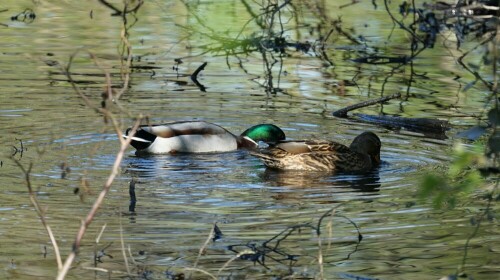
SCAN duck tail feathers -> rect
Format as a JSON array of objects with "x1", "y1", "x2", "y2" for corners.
[{"x1": 124, "y1": 127, "x2": 156, "y2": 150}]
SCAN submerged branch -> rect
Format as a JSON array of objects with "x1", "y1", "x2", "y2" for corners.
[
  {"x1": 98, "y1": 0, "x2": 144, "y2": 16},
  {"x1": 333, "y1": 92, "x2": 450, "y2": 136},
  {"x1": 190, "y1": 62, "x2": 208, "y2": 92},
  {"x1": 355, "y1": 114, "x2": 450, "y2": 132},
  {"x1": 225, "y1": 206, "x2": 361, "y2": 273}
]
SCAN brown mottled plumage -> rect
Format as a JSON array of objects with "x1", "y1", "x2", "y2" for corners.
[{"x1": 250, "y1": 132, "x2": 381, "y2": 172}]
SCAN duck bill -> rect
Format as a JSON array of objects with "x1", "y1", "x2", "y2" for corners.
[{"x1": 373, "y1": 154, "x2": 381, "y2": 165}]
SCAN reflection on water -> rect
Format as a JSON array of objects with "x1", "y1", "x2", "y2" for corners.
[
  {"x1": 0, "y1": 1, "x2": 498, "y2": 279},
  {"x1": 259, "y1": 168, "x2": 381, "y2": 192}
]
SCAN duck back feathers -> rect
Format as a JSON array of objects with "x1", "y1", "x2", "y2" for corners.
[{"x1": 125, "y1": 121, "x2": 239, "y2": 154}]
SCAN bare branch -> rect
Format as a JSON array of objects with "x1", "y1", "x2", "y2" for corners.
[
  {"x1": 57, "y1": 118, "x2": 141, "y2": 279},
  {"x1": 10, "y1": 159, "x2": 63, "y2": 270},
  {"x1": 332, "y1": 92, "x2": 401, "y2": 117}
]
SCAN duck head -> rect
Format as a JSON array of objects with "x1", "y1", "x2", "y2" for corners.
[
  {"x1": 240, "y1": 124, "x2": 286, "y2": 146},
  {"x1": 349, "y1": 132, "x2": 381, "y2": 166}
]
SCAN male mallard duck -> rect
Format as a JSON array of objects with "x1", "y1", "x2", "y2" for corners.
[
  {"x1": 250, "y1": 131, "x2": 381, "y2": 172},
  {"x1": 124, "y1": 121, "x2": 285, "y2": 154}
]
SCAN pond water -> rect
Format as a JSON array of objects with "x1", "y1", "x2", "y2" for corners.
[{"x1": 0, "y1": 1, "x2": 498, "y2": 279}]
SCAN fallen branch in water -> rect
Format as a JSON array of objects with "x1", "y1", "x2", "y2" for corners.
[
  {"x1": 332, "y1": 92, "x2": 450, "y2": 136},
  {"x1": 355, "y1": 113, "x2": 450, "y2": 132},
  {"x1": 98, "y1": 0, "x2": 144, "y2": 16},
  {"x1": 190, "y1": 62, "x2": 208, "y2": 92},
  {"x1": 332, "y1": 92, "x2": 401, "y2": 117},
  {"x1": 224, "y1": 205, "x2": 361, "y2": 278}
]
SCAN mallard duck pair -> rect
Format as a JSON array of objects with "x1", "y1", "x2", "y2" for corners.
[{"x1": 124, "y1": 121, "x2": 381, "y2": 172}]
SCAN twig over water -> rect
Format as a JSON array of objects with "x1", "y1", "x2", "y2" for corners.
[
  {"x1": 10, "y1": 159, "x2": 63, "y2": 270},
  {"x1": 332, "y1": 93, "x2": 401, "y2": 117}
]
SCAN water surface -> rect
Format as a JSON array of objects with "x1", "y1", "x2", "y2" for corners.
[{"x1": 0, "y1": 1, "x2": 498, "y2": 279}]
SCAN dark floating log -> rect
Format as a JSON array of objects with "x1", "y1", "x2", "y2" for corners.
[
  {"x1": 332, "y1": 93, "x2": 450, "y2": 137},
  {"x1": 354, "y1": 114, "x2": 450, "y2": 132}
]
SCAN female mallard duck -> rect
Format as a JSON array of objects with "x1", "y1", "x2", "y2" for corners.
[
  {"x1": 250, "y1": 131, "x2": 381, "y2": 172},
  {"x1": 124, "y1": 121, "x2": 285, "y2": 154}
]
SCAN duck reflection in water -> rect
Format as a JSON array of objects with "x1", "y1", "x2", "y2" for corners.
[
  {"x1": 124, "y1": 152, "x2": 243, "y2": 178},
  {"x1": 259, "y1": 168, "x2": 381, "y2": 192}
]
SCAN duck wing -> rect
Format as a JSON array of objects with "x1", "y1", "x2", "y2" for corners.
[
  {"x1": 251, "y1": 140, "x2": 367, "y2": 171},
  {"x1": 141, "y1": 121, "x2": 233, "y2": 138},
  {"x1": 271, "y1": 140, "x2": 351, "y2": 155}
]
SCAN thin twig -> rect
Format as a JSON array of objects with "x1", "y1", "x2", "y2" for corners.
[
  {"x1": 192, "y1": 223, "x2": 215, "y2": 269},
  {"x1": 316, "y1": 209, "x2": 337, "y2": 280},
  {"x1": 114, "y1": 20, "x2": 133, "y2": 101},
  {"x1": 11, "y1": 159, "x2": 63, "y2": 270},
  {"x1": 56, "y1": 118, "x2": 141, "y2": 280},
  {"x1": 119, "y1": 212, "x2": 131, "y2": 275},
  {"x1": 183, "y1": 267, "x2": 217, "y2": 280},
  {"x1": 46, "y1": 225, "x2": 62, "y2": 269},
  {"x1": 216, "y1": 249, "x2": 256, "y2": 277},
  {"x1": 127, "y1": 245, "x2": 137, "y2": 266},
  {"x1": 62, "y1": 50, "x2": 133, "y2": 119},
  {"x1": 383, "y1": 0, "x2": 424, "y2": 45},
  {"x1": 82, "y1": 266, "x2": 131, "y2": 276},
  {"x1": 97, "y1": 0, "x2": 144, "y2": 16},
  {"x1": 458, "y1": 180, "x2": 498, "y2": 275},
  {"x1": 95, "y1": 224, "x2": 107, "y2": 244}
]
